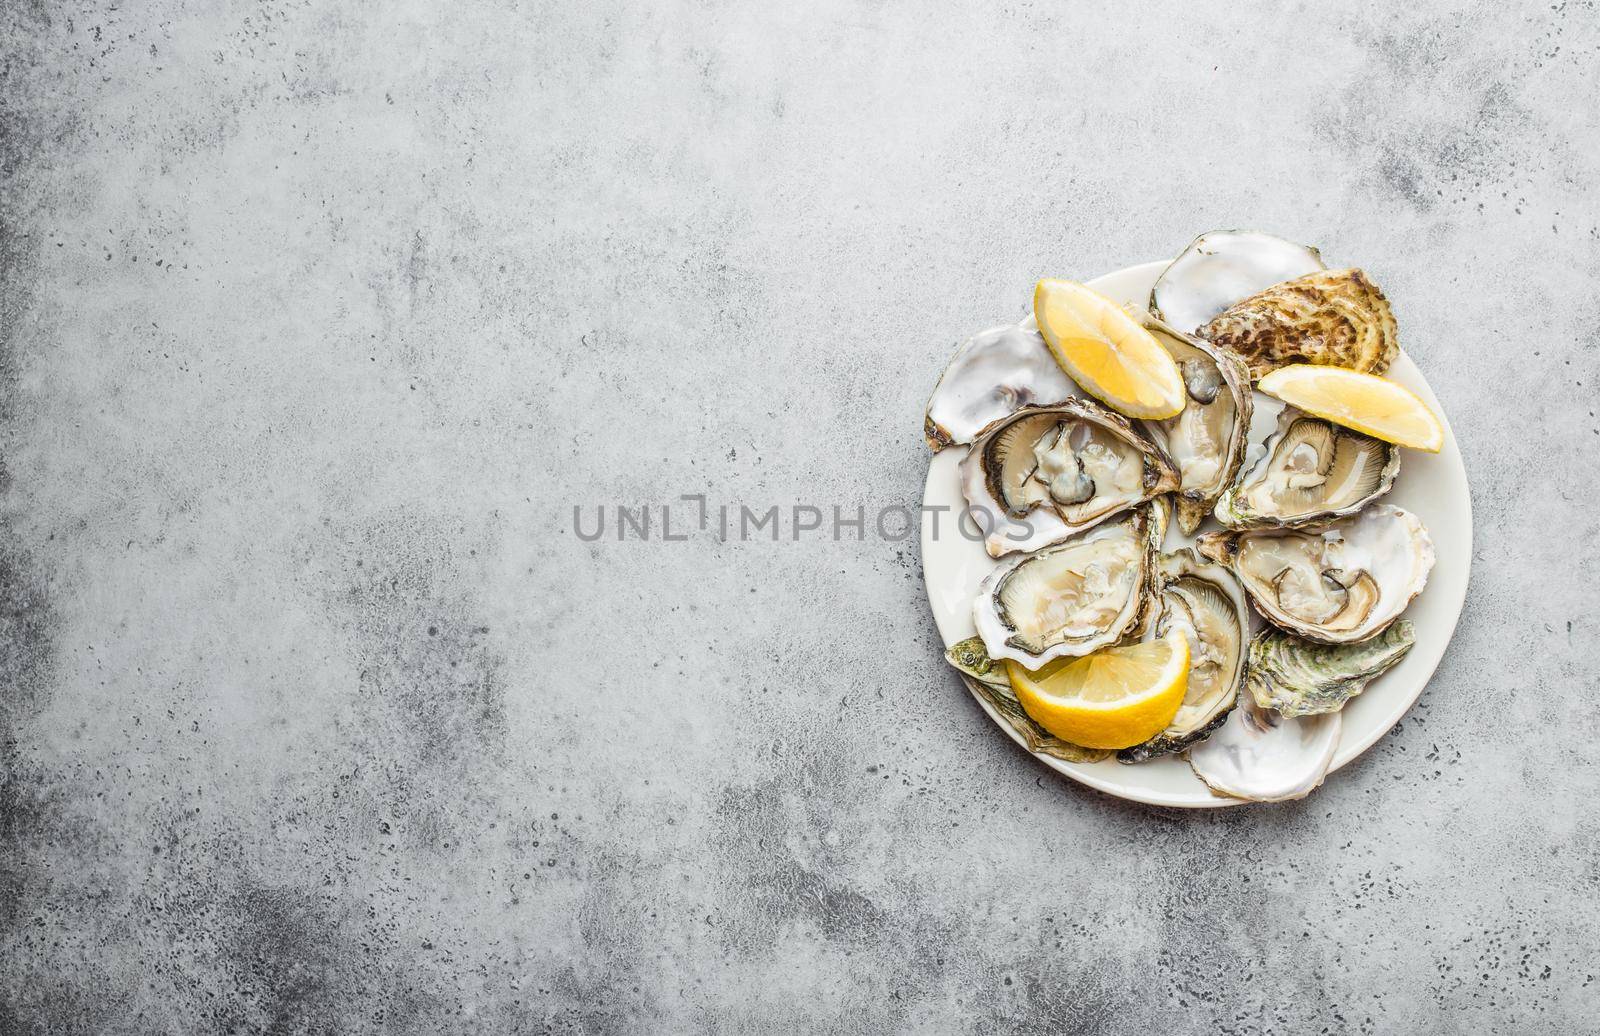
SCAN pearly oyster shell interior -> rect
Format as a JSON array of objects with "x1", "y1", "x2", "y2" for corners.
[
  {"x1": 1150, "y1": 230, "x2": 1326, "y2": 334},
  {"x1": 1188, "y1": 692, "x2": 1341, "y2": 802},
  {"x1": 1117, "y1": 549, "x2": 1249, "y2": 764},
  {"x1": 959, "y1": 399, "x2": 1178, "y2": 557},
  {"x1": 1197, "y1": 504, "x2": 1434, "y2": 645},
  {"x1": 972, "y1": 506, "x2": 1159, "y2": 667},
  {"x1": 1213, "y1": 406, "x2": 1399, "y2": 529},
  {"x1": 925, "y1": 323, "x2": 1076, "y2": 450},
  {"x1": 1138, "y1": 316, "x2": 1253, "y2": 535}
]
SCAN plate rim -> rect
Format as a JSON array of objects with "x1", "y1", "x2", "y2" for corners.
[{"x1": 920, "y1": 260, "x2": 1474, "y2": 809}]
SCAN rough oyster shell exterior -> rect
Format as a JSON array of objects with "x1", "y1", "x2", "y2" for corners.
[
  {"x1": 944, "y1": 637, "x2": 1112, "y2": 764},
  {"x1": 1199, "y1": 268, "x2": 1398, "y2": 380},
  {"x1": 1246, "y1": 620, "x2": 1416, "y2": 717}
]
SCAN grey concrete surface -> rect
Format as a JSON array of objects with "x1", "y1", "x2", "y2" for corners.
[{"x1": 1, "y1": 1, "x2": 1597, "y2": 1032}]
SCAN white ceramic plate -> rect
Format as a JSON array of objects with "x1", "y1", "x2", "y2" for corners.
[{"x1": 921, "y1": 261, "x2": 1472, "y2": 808}]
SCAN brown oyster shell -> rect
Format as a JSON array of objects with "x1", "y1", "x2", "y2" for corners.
[{"x1": 1198, "y1": 268, "x2": 1398, "y2": 380}]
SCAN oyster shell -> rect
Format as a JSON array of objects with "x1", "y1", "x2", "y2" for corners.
[
  {"x1": 1188, "y1": 693, "x2": 1341, "y2": 802},
  {"x1": 1138, "y1": 317, "x2": 1253, "y2": 535},
  {"x1": 1118, "y1": 549, "x2": 1249, "y2": 764},
  {"x1": 1213, "y1": 406, "x2": 1399, "y2": 529},
  {"x1": 960, "y1": 400, "x2": 1179, "y2": 557},
  {"x1": 925, "y1": 324, "x2": 1076, "y2": 450},
  {"x1": 1246, "y1": 620, "x2": 1415, "y2": 717},
  {"x1": 1199, "y1": 268, "x2": 1398, "y2": 380},
  {"x1": 1150, "y1": 230, "x2": 1326, "y2": 334},
  {"x1": 973, "y1": 506, "x2": 1159, "y2": 667},
  {"x1": 1147, "y1": 493, "x2": 1171, "y2": 545},
  {"x1": 1120, "y1": 496, "x2": 1172, "y2": 643},
  {"x1": 1197, "y1": 504, "x2": 1434, "y2": 645},
  {"x1": 945, "y1": 637, "x2": 1113, "y2": 763}
]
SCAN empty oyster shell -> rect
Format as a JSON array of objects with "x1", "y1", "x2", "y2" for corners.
[
  {"x1": 1197, "y1": 505, "x2": 1434, "y2": 645},
  {"x1": 973, "y1": 506, "x2": 1159, "y2": 667},
  {"x1": 1150, "y1": 230, "x2": 1326, "y2": 334},
  {"x1": 960, "y1": 400, "x2": 1179, "y2": 557},
  {"x1": 1247, "y1": 620, "x2": 1415, "y2": 717},
  {"x1": 945, "y1": 637, "x2": 1112, "y2": 763},
  {"x1": 925, "y1": 324, "x2": 1077, "y2": 450},
  {"x1": 1199, "y1": 268, "x2": 1398, "y2": 380},
  {"x1": 1213, "y1": 406, "x2": 1399, "y2": 529},
  {"x1": 1188, "y1": 692, "x2": 1341, "y2": 802},
  {"x1": 1118, "y1": 549, "x2": 1249, "y2": 764},
  {"x1": 1138, "y1": 317, "x2": 1253, "y2": 535}
]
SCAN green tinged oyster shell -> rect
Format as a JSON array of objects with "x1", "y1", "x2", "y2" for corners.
[
  {"x1": 944, "y1": 637, "x2": 1112, "y2": 764},
  {"x1": 946, "y1": 636, "x2": 1010, "y2": 689},
  {"x1": 1245, "y1": 621, "x2": 1416, "y2": 717}
]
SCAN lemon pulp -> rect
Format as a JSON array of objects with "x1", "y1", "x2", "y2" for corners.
[
  {"x1": 1033, "y1": 279, "x2": 1186, "y2": 420},
  {"x1": 1004, "y1": 630, "x2": 1191, "y2": 750}
]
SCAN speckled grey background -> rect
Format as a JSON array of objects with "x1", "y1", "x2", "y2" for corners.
[{"x1": 1, "y1": 1, "x2": 1596, "y2": 1033}]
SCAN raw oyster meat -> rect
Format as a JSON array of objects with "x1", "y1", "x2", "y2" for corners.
[
  {"x1": 1197, "y1": 504, "x2": 1434, "y2": 645},
  {"x1": 1188, "y1": 692, "x2": 1341, "y2": 802},
  {"x1": 1199, "y1": 268, "x2": 1398, "y2": 380},
  {"x1": 973, "y1": 506, "x2": 1160, "y2": 667},
  {"x1": 1213, "y1": 406, "x2": 1399, "y2": 529},
  {"x1": 945, "y1": 637, "x2": 1112, "y2": 763},
  {"x1": 960, "y1": 400, "x2": 1179, "y2": 557},
  {"x1": 1118, "y1": 549, "x2": 1249, "y2": 763},
  {"x1": 925, "y1": 324, "x2": 1076, "y2": 450},
  {"x1": 1150, "y1": 230, "x2": 1326, "y2": 334},
  {"x1": 1246, "y1": 620, "x2": 1415, "y2": 717},
  {"x1": 1138, "y1": 316, "x2": 1253, "y2": 534}
]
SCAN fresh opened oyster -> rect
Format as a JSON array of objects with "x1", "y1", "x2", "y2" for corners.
[
  {"x1": 960, "y1": 400, "x2": 1179, "y2": 557},
  {"x1": 945, "y1": 637, "x2": 1113, "y2": 763},
  {"x1": 1199, "y1": 268, "x2": 1398, "y2": 380},
  {"x1": 1197, "y1": 504, "x2": 1434, "y2": 645},
  {"x1": 1212, "y1": 406, "x2": 1399, "y2": 529},
  {"x1": 1118, "y1": 550, "x2": 1249, "y2": 763},
  {"x1": 925, "y1": 324, "x2": 1077, "y2": 450},
  {"x1": 1246, "y1": 620, "x2": 1415, "y2": 717},
  {"x1": 973, "y1": 506, "x2": 1160, "y2": 667},
  {"x1": 1188, "y1": 693, "x2": 1341, "y2": 802},
  {"x1": 1150, "y1": 230, "x2": 1326, "y2": 334},
  {"x1": 1138, "y1": 317, "x2": 1253, "y2": 535}
]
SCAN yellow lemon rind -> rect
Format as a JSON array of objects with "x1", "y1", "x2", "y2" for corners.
[
  {"x1": 1258, "y1": 364, "x2": 1445, "y2": 453},
  {"x1": 1033, "y1": 279, "x2": 1186, "y2": 421},
  {"x1": 1004, "y1": 632, "x2": 1190, "y2": 751}
]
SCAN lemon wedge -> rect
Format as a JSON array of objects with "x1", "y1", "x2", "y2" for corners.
[
  {"x1": 1033, "y1": 279, "x2": 1186, "y2": 419},
  {"x1": 1258, "y1": 364, "x2": 1445, "y2": 452},
  {"x1": 1004, "y1": 630, "x2": 1190, "y2": 750}
]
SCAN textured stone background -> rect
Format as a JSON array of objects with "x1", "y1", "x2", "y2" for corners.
[{"x1": 1, "y1": 1, "x2": 1597, "y2": 1032}]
